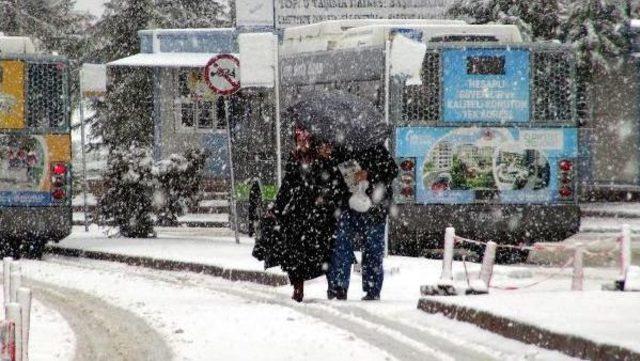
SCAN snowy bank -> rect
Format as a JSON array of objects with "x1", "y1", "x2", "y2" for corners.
[{"x1": 48, "y1": 226, "x2": 640, "y2": 359}]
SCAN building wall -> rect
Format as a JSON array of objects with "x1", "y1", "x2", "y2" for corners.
[{"x1": 155, "y1": 68, "x2": 230, "y2": 181}]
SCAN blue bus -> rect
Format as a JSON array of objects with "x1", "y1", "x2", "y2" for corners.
[
  {"x1": 278, "y1": 21, "x2": 580, "y2": 260},
  {"x1": 0, "y1": 37, "x2": 72, "y2": 258}
]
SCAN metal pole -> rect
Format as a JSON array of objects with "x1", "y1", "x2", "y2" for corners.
[
  {"x1": 273, "y1": 34, "x2": 283, "y2": 187},
  {"x1": 225, "y1": 98, "x2": 240, "y2": 244},
  {"x1": 383, "y1": 39, "x2": 391, "y2": 258},
  {"x1": 79, "y1": 74, "x2": 90, "y2": 232}
]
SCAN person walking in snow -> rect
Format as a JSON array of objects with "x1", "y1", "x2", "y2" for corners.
[
  {"x1": 255, "y1": 125, "x2": 349, "y2": 302},
  {"x1": 327, "y1": 144, "x2": 398, "y2": 301}
]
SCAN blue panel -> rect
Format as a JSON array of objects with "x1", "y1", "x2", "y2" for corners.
[
  {"x1": 443, "y1": 48, "x2": 530, "y2": 123},
  {"x1": 396, "y1": 127, "x2": 578, "y2": 204},
  {"x1": 0, "y1": 191, "x2": 53, "y2": 206},
  {"x1": 140, "y1": 34, "x2": 153, "y2": 53},
  {"x1": 202, "y1": 133, "x2": 230, "y2": 178},
  {"x1": 157, "y1": 31, "x2": 238, "y2": 54}
]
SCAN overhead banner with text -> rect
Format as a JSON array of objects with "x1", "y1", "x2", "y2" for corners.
[{"x1": 275, "y1": 0, "x2": 455, "y2": 28}]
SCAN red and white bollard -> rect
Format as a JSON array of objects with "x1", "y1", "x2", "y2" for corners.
[
  {"x1": 476, "y1": 241, "x2": 497, "y2": 292},
  {"x1": 421, "y1": 227, "x2": 457, "y2": 296},
  {"x1": 619, "y1": 224, "x2": 632, "y2": 282},
  {"x1": 440, "y1": 227, "x2": 455, "y2": 284},
  {"x1": 1, "y1": 321, "x2": 15, "y2": 361},
  {"x1": 8, "y1": 265, "x2": 20, "y2": 305},
  {"x1": 16, "y1": 289, "x2": 30, "y2": 361},
  {"x1": 571, "y1": 244, "x2": 584, "y2": 291},
  {"x1": 3, "y1": 258, "x2": 13, "y2": 308},
  {"x1": 5, "y1": 304, "x2": 21, "y2": 361}
]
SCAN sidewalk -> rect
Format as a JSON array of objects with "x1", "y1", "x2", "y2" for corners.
[
  {"x1": 48, "y1": 226, "x2": 640, "y2": 359},
  {"x1": 581, "y1": 202, "x2": 640, "y2": 219}
]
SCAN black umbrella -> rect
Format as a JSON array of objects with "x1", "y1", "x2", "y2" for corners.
[{"x1": 286, "y1": 90, "x2": 390, "y2": 150}]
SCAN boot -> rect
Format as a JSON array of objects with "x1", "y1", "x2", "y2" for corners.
[
  {"x1": 328, "y1": 287, "x2": 347, "y2": 300},
  {"x1": 292, "y1": 281, "x2": 304, "y2": 302}
]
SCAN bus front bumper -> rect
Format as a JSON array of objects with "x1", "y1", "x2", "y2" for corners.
[
  {"x1": 389, "y1": 203, "x2": 580, "y2": 256},
  {"x1": 0, "y1": 206, "x2": 72, "y2": 242}
]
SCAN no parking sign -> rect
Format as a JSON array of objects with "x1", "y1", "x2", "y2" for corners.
[{"x1": 204, "y1": 54, "x2": 241, "y2": 95}]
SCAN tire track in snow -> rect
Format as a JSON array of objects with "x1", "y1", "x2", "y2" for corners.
[
  {"x1": 27, "y1": 279, "x2": 173, "y2": 361},
  {"x1": 40, "y1": 256, "x2": 516, "y2": 361}
]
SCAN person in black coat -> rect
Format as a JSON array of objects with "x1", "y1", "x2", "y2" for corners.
[{"x1": 255, "y1": 125, "x2": 349, "y2": 302}]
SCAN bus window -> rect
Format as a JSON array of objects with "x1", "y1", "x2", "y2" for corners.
[
  {"x1": 198, "y1": 101, "x2": 214, "y2": 129},
  {"x1": 180, "y1": 103, "x2": 195, "y2": 127},
  {"x1": 26, "y1": 63, "x2": 68, "y2": 129}
]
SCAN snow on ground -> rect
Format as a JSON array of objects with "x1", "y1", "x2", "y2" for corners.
[
  {"x1": 0, "y1": 290, "x2": 75, "y2": 361},
  {"x1": 58, "y1": 226, "x2": 279, "y2": 273},
  {"x1": 581, "y1": 202, "x2": 640, "y2": 218},
  {"x1": 51, "y1": 225, "x2": 640, "y2": 357},
  {"x1": 282, "y1": 253, "x2": 640, "y2": 354},
  {"x1": 580, "y1": 216, "x2": 640, "y2": 233},
  {"x1": 431, "y1": 291, "x2": 640, "y2": 353},
  {"x1": 21, "y1": 258, "x2": 393, "y2": 361}
]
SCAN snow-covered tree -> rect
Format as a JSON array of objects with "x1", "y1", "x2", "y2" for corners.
[
  {"x1": 0, "y1": 0, "x2": 91, "y2": 52},
  {"x1": 156, "y1": 0, "x2": 231, "y2": 29},
  {"x1": 560, "y1": 0, "x2": 629, "y2": 80},
  {"x1": 154, "y1": 150, "x2": 206, "y2": 226},
  {"x1": 99, "y1": 144, "x2": 155, "y2": 238},
  {"x1": 447, "y1": 0, "x2": 560, "y2": 40},
  {"x1": 92, "y1": 68, "x2": 154, "y2": 149}
]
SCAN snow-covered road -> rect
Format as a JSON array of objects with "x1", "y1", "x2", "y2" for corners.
[
  {"x1": 29, "y1": 279, "x2": 171, "y2": 361},
  {"x1": 20, "y1": 255, "x2": 576, "y2": 361}
]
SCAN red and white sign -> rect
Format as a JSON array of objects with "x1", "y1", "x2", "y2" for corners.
[{"x1": 204, "y1": 54, "x2": 241, "y2": 95}]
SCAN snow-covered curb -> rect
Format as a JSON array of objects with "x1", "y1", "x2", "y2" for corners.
[
  {"x1": 46, "y1": 245, "x2": 289, "y2": 287},
  {"x1": 418, "y1": 295, "x2": 640, "y2": 360}
]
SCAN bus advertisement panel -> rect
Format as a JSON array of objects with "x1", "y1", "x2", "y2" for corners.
[
  {"x1": 0, "y1": 60, "x2": 25, "y2": 129},
  {"x1": 395, "y1": 127, "x2": 578, "y2": 204},
  {"x1": 0, "y1": 134, "x2": 71, "y2": 206}
]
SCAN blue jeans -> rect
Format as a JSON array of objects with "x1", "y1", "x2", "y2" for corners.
[{"x1": 327, "y1": 209, "x2": 386, "y2": 297}]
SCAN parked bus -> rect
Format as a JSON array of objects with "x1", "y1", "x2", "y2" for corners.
[
  {"x1": 0, "y1": 36, "x2": 72, "y2": 258},
  {"x1": 276, "y1": 21, "x2": 580, "y2": 259}
]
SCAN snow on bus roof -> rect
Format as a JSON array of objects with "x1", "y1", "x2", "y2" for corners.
[
  {"x1": 282, "y1": 21, "x2": 523, "y2": 55},
  {"x1": 339, "y1": 24, "x2": 523, "y2": 47},
  {"x1": 283, "y1": 19, "x2": 466, "y2": 40},
  {"x1": 107, "y1": 52, "x2": 231, "y2": 68}
]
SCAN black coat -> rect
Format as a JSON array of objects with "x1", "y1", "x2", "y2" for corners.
[
  {"x1": 253, "y1": 153, "x2": 349, "y2": 281},
  {"x1": 336, "y1": 144, "x2": 398, "y2": 224}
]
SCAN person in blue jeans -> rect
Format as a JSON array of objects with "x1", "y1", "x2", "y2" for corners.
[{"x1": 327, "y1": 144, "x2": 398, "y2": 301}]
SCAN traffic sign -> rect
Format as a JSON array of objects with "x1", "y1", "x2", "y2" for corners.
[{"x1": 204, "y1": 54, "x2": 240, "y2": 95}]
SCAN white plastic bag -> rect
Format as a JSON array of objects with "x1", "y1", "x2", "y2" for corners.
[{"x1": 349, "y1": 180, "x2": 372, "y2": 213}]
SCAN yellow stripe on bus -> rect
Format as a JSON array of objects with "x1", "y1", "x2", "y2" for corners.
[{"x1": 0, "y1": 60, "x2": 26, "y2": 129}]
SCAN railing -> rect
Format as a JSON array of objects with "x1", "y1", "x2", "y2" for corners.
[{"x1": 421, "y1": 225, "x2": 634, "y2": 296}]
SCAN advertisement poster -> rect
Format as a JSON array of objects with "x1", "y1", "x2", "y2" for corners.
[
  {"x1": 442, "y1": 48, "x2": 530, "y2": 123},
  {"x1": 0, "y1": 134, "x2": 52, "y2": 206},
  {"x1": 0, "y1": 60, "x2": 26, "y2": 129},
  {"x1": 395, "y1": 127, "x2": 578, "y2": 204}
]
